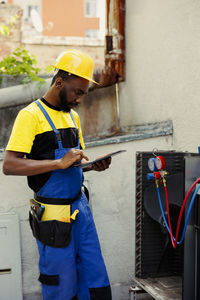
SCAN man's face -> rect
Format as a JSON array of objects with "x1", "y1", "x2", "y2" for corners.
[{"x1": 59, "y1": 77, "x2": 89, "y2": 112}]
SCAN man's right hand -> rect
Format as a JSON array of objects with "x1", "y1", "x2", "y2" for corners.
[
  {"x1": 3, "y1": 149, "x2": 89, "y2": 176},
  {"x1": 57, "y1": 149, "x2": 89, "y2": 169}
]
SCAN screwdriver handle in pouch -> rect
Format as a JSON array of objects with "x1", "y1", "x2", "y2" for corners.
[{"x1": 38, "y1": 205, "x2": 45, "y2": 221}]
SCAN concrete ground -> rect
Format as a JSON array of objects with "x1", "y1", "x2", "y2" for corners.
[
  {"x1": 24, "y1": 285, "x2": 154, "y2": 300},
  {"x1": 111, "y1": 284, "x2": 154, "y2": 300}
]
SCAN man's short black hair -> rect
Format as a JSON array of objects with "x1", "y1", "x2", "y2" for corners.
[{"x1": 51, "y1": 69, "x2": 78, "y2": 86}]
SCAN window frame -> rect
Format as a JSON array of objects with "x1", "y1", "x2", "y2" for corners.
[
  {"x1": 85, "y1": 29, "x2": 98, "y2": 38},
  {"x1": 84, "y1": 0, "x2": 97, "y2": 18},
  {"x1": 27, "y1": 5, "x2": 39, "y2": 18}
]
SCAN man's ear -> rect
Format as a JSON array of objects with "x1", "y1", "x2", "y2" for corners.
[{"x1": 55, "y1": 77, "x2": 64, "y2": 88}]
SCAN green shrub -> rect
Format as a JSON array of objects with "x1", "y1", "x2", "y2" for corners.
[{"x1": 0, "y1": 47, "x2": 45, "y2": 86}]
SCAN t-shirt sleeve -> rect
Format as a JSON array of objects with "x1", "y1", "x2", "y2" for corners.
[{"x1": 6, "y1": 109, "x2": 37, "y2": 154}]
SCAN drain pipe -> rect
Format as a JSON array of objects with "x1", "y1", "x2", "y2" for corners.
[
  {"x1": 0, "y1": 78, "x2": 52, "y2": 109},
  {"x1": 115, "y1": 82, "x2": 120, "y2": 133}
]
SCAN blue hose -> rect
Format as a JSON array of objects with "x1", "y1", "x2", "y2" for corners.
[
  {"x1": 156, "y1": 186, "x2": 179, "y2": 243},
  {"x1": 180, "y1": 185, "x2": 200, "y2": 244},
  {"x1": 156, "y1": 184, "x2": 200, "y2": 245}
]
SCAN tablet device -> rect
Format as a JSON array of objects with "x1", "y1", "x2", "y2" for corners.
[{"x1": 73, "y1": 150, "x2": 127, "y2": 169}]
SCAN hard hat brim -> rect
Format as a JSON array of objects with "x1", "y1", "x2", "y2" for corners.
[{"x1": 52, "y1": 65, "x2": 99, "y2": 85}]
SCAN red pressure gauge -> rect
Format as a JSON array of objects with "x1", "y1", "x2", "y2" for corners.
[{"x1": 155, "y1": 155, "x2": 166, "y2": 170}]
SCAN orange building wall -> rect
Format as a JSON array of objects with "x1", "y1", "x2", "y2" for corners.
[{"x1": 42, "y1": 0, "x2": 99, "y2": 37}]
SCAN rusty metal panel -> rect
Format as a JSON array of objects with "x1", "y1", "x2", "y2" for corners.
[
  {"x1": 92, "y1": 0, "x2": 125, "y2": 88},
  {"x1": 105, "y1": 0, "x2": 125, "y2": 81},
  {"x1": 76, "y1": 85, "x2": 118, "y2": 140}
]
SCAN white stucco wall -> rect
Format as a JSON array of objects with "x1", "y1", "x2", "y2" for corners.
[
  {"x1": 120, "y1": 0, "x2": 200, "y2": 152},
  {"x1": 1, "y1": 0, "x2": 200, "y2": 299}
]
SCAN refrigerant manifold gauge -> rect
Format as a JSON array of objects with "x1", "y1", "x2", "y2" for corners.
[
  {"x1": 155, "y1": 155, "x2": 166, "y2": 170},
  {"x1": 148, "y1": 158, "x2": 157, "y2": 172}
]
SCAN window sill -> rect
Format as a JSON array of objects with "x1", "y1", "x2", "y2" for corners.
[
  {"x1": 85, "y1": 120, "x2": 173, "y2": 148},
  {"x1": 0, "y1": 120, "x2": 173, "y2": 160}
]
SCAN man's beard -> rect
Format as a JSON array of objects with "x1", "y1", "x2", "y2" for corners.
[
  {"x1": 59, "y1": 87, "x2": 79, "y2": 112},
  {"x1": 59, "y1": 88, "x2": 71, "y2": 112}
]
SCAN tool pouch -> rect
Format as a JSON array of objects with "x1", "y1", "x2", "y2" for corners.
[{"x1": 29, "y1": 201, "x2": 72, "y2": 248}]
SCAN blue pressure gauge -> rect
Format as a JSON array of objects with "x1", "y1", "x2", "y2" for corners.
[{"x1": 148, "y1": 158, "x2": 157, "y2": 172}]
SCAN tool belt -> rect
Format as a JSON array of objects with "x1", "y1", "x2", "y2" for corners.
[{"x1": 29, "y1": 191, "x2": 81, "y2": 248}]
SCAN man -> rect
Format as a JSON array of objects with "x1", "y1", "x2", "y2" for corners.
[{"x1": 3, "y1": 49, "x2": 112, "y2": 300}]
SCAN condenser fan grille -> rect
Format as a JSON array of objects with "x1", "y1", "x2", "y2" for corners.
[{"x1": 135, "y1": 151, "x2": 191, "y2": 278}]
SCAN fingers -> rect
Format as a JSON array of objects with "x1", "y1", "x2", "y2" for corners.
[
  {"x1": 81, "y1": 152, "x2": 89, "y2": 161},
  {"x1": 101, "y1": 159, "x2": 108, "y2": 169},
  {"x1": 92, "y1": 157, "x2": 112, "y2": 172},
  {"x1": 60, "y1": 149, "x2": 89, "y2": 169},
  {"x1": 107, "y1": 157, "x2": 111, "y2": 165},
  {"x1": 61, "y1": 150, "x2": 112, "y2": 171},
  {"x1": 92, "y1": 162, "x2": 106, "y2": 171},
  {"x1": 75, "y1": 150, "x2": 89, "y2": 162}
]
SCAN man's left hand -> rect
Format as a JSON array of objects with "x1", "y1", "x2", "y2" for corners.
[{"x1": 91, "y1": 156, "x2": 111, "y2": 172}]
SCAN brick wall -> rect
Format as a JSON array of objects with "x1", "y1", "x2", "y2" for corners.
[
  {"x1": 0, "y1": 4, "x2": 22, "y2": 57},
  {"x1": 0, "y1": 4, "x2": 104, "y2": 70}
]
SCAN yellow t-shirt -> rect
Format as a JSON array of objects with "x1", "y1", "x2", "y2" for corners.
[{"x1": 6, "y1": 98, "x2": 85, "y2": 192}]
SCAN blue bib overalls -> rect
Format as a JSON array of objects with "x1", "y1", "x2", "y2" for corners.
[{"x1": 34, "y1": 101, "x2": 112, "y2": 300}]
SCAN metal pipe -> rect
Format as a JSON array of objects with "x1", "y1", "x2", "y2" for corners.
[
  {"x1": 0, "y1": 73, "x2": 119, "y2": 110},
  {"x1": 115, "y1": 82, "x2": 120, "y2": 131},
  {"x1": 0, "y1": 78, "x2": 52, "y2": 109}
]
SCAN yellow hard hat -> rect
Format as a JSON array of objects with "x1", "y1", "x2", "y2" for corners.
[{"x1": 52, "y1": 49, "x2": 98, "y2": 84}]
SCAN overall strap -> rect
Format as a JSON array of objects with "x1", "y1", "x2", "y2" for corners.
[
  {"x1": 70, "y1": 111, "x2": 77, "y2": 129},
  {"x1": 70, "y1": 111, "x2": 80, "y2": 149},
  {"x1": 35, "y1": 100, "x2": 63, "y2": 149}
]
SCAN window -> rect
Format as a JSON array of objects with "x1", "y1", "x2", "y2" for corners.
[
  {"x1": 28, "y1": 5, "x2": 38, "y2": 18},
  {"x1": 85, "y1": 0, "x2": 97, "y2": 18},
  {"x1": 85, "y1": 29, "x2": 98, "y2": 38}
]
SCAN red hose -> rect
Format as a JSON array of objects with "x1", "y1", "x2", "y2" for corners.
[
  {"x1": 174, "y1": 178, "x2": 200, "y2": 247},
  {"x1": 163, "y1": 178, "x2": 200, "y2": 248}
]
